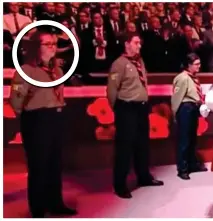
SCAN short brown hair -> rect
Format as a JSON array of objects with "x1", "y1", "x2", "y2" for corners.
[{"x1": 121, "y1": 31, "x2": 140, "y2": 44}]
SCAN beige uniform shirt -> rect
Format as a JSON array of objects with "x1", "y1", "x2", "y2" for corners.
[
  {"x1": 171, "y1": 70, "x2": 201, "y2": 115},
  {"x1": 107, "y1": 56, "x2": 148, "y2": 108},
  {"x1": 10, "y1": 64, "x2": 65, "y2": 114}
]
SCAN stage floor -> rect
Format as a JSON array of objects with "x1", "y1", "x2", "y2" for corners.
[{"x1": 3, "y1": 148, "x2": 213, "y2": 218}]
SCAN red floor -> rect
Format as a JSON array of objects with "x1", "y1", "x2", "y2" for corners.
[{"x1": 3, "y1": 146, "x2": 213, "y2": 218}]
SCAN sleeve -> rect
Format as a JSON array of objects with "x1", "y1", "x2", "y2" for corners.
[
  {"x1": 3, "y1": 17, "x2": 9, "y2": 32},
  {"x1": 9, "y1": 66, "x2": 31, "y2": 114},
  {"x1": 171, "y1": 75, "x2": 188, "y2": 116},
  {"x1": 141, "y1": 58, "x2": 148, "y2": 87},
  {"x1": 106, "y1": 61, "x2": 124, "y2": 109}
]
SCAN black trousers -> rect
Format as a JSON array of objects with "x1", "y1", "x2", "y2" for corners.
[
  {"x1": 176, "y1": 102, "x2": 200, "y2": 173},
  {"x1": 20, "y1": 107, "x2": 64, "y2": 215},
  {"x1": 113, "y1": 99, "x2": 150, "y2": 189}
]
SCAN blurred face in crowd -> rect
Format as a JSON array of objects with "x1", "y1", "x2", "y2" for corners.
[
  {"x1": 144, "y1": 3, "x2": 153, "y2": 10},
  {"x1": 188, "y1": 59, "x2": 201, "y2": 74},
  {"x1": 125, "y1": 36, "x2": 141, "y2": 56},
  {"x1": 151, "y1": 17, "x2": 161, "y2": 29},
  {"x1": 71, "y1": 2, "x2": 80, "y2": 8},
  {"x1": 55, "y1": 3, "x2": 66, "y2": 14},
  {"x1": 44, "y1": 3, "x2": 55, "y2": 13},
  {"x1": 156, "y1": 3, "x2": 164, "y2": 12},
  {"x1": 9, "y1": 2, "x2": 19, "y2": 13},
  {"x1": 79, "y1": 11, "x2": 89, "y2": 24},
  {"x1": 194, "y1": 16, "x2": 202, "y2": 27},
  {"x1": 93, "y1": 13, "x2": 103, "y2": 27},
  {"x1": 126, "y1": 22, "x2": 136, "y2": 33},
  {"x1": 186, "y1": 6, "x2": 194, "y2": 17},
  {"x1": 110, "y1": 8, "x2": 120, "y2": 21},
  {"x1": 183, "y1": 25, "x2": 193, "y2": 39},
  {"x1": 167, "y1": 3, "x2": 177, "y2": 11},
  {"x1": 209, "y1": 3, "x2": 213, "y2": 11},
  {"x1": 82, "y1": 6, "x2": 90, "y2": 14},
  {"x1": 40, "y1": 34, "x2": 57, "y2": 62},
  {"x1": 171, "y1": 10, "x2": 181, "y2": 22},
  {"x1": 124, "y1": 3, "x2": 131, "y2": 12},
  {"x1": 23, "y1": 2, "x2": 34, "y2": 8},
  {"x1": 149, "y1": 6, "x2": 157, "y2": 16},
  {"x1": 133, "y1": 6, "x2": 140, "y2": 16},
  {"x1": 99, "y1": 3, "x2": 106, "y2": 8}
]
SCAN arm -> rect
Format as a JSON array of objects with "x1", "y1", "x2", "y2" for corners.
[
  {"x1": 56, "y1": 45, "x2": 73, "y2": 53},
  {"x1": 9, "y1": 70, "x2": 31, "y2": 115},
  {"x1": 171, "y1": 75, "x2": 188, "y2": 116},
  {"x1": 106, "y1": 61, "x2": 123, "y2": 109}
]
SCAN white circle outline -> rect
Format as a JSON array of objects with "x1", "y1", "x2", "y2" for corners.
[{"x1": 12, "y1": 20, "x2": 79, "y2": 88}]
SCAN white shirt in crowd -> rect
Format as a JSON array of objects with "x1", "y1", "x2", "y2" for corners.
[{"x1": 3, "y1": 13, "x2": 31, "y2": 36}]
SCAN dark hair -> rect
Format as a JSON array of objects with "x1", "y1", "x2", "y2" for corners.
[
  {"x1": 121, "y1": 31, "x2": 140, "y2": 44},
  {"x1": 23, "y1": 30, "x2": 58, "y2": 68},
  {"x1": 183, "y1": 53, "x2": 200, "y2": 69},
  {"x1": 91, "y1": 10, "x2": 102, "y2": 20},
  {"x1": 78, "y1": 10, "x2": 89, "y2": 17},
  {"x1": 169, "y1": 8, "x2": 179, "y2": 15}
]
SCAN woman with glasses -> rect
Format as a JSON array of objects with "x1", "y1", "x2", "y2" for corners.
[
  {"x1": 10, "y1": 30, "x2": 77, "y2": 218},
  {"x1": 171, "y1": 53, "x2": 208, "y2": 180}
]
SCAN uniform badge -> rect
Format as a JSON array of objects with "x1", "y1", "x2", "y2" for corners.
[
  {"x1": 12, "y1": 84, "x2": 23, "y2": 91},
  {"x1": 110, "y1": 73, "x2": 117, "y2": 80}
]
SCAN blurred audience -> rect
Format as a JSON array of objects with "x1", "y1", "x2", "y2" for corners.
[{"x1": 3, "y1": 2, "x2": 213, "y2": 85}]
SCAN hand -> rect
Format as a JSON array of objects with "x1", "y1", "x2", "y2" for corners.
[
  {"x1": 200, "y1": 104, "x2": 210, "y2": 118},
  {"x1": 56, "y1": 58, "x2": 64, "y2": 67}
]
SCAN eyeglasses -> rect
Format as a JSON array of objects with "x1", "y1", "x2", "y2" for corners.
[
  {"x1": 41, "y1": 42, "x2": 57, "y2": 47},
  {"x1": 193, "y1": 62, "x2": 201, "y2": 66}
]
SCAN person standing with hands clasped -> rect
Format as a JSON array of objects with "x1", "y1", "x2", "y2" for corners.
[
  {"x1": 107, "y1": 32, "x2": 164, "y2": 199},
  {"x1": 171, "y1": 53, "x2": 208, "y2": 180},
  {"x1": 10, "y1": 30, "x2": 77, "y2": 218}
]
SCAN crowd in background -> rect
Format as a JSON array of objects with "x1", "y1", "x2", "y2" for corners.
[{"x1": 3, "y1": 2, "x2": 213, "y2": 85}]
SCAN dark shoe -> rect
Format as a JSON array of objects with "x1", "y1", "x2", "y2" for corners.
[
  {"x1": 189, "y1": 165, "x2": 208, "y2": 173},
  {"x1": 114, "y1": 188, "x2": 132, "y2": 199},
  {"x1": 31, "y1": 213, "x2": 45, "y2": 218},
  {"x1": 138, "y1": 178, "x2": 164, "y2": 187},
  {"x1": 177, "y1": 172, "x2": 190, "y2": 180},
  {"x1": 49, "y1": 206, "x2": 77, "y2": 216}
]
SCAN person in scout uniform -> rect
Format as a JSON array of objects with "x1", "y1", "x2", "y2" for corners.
[
  {"x1": 200, "y1": 84, "x2": 213, "y2": 172},
  {"x1": 10, "y1": 30, "x2": 77, "y2": 218},
  {"x1": 171, "y1": 53, "x2": 208, "y2": 181},
  {"x1": 200, "y1": 84, "x2": 213, "y2": 118},
  {"x1": 107, "y1": 32, "x2": 164, "y2": 199}
]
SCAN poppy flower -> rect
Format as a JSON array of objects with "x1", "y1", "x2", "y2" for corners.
[
  {"x1": 87, "y1": 98, "x2": 114, "y2": 124},
  {"x1": 3, "y1": 101, "x2": 16, "y2": 118},
  {"x1": 152, "y1": 103, "x2": 172, "y2": 120},
  {"x1": 149, "y1": 113, "x2": 169, "y2": 138},
  {"x1": 197, "y1": 117, "x2": 208, "y2": 136},
  {"x1": 95, "y1": 125, "x2": 115, "y2": 140}
]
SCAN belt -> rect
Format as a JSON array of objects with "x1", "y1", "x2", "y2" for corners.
[{"x1": 117, "y1": 99, "x2": 147, "y2": 105}]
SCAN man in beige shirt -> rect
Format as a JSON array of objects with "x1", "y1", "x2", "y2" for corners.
[
  {"x1": 107, "y1": 32, "x2": 163, "y2": 199},
  {"x1": 171, "y1": 53, "x2": 207, "y2": 180}
]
